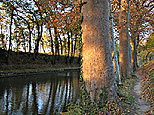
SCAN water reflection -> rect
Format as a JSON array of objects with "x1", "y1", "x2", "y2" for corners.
[{"x1": 0, "y1": 70, "x2": 79, "y2": 115}]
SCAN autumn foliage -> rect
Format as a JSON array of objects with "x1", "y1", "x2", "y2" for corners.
[
  {"x1": 0, "y1": 0, "x2": 81, "y2": 57},
  {"x1": 0, "y1": 0, "x2": 154, "y2": 113},
  {"x1": 138, "y1": 61, "x2": 154, "y2": 114}
]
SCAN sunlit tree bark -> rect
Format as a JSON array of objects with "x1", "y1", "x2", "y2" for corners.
[
  {"x1": 131, "y1": 33, "x2": 138, "y2": 71},
  {"x1": 119, "y1": 0, "x2": 130, "y2": 78},
  {"x1": 127, "y1": 0, "x2": 133, "y2": 75},
  {"x1": 82, "y1": 0, "x2": 119, "y2": 102}
]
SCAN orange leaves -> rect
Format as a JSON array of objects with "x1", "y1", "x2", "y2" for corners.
[
  {"x1": 125, "y1": 0, "x2": 154, "y2": 41},
  {"x1": 39, "y1": 0, "x2": 80, "y2": 35},
  {"x1": 139, "y1": 61, "x2": 154, "y2": 113}
]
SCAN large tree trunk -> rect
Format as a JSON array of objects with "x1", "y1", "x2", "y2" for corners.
[
  {"x1": 131, "y1": 32, "x2": 138, "y2": 71},
  {"x1": 132, "y1": 39, "x2": 138, "y2": 71},
  {"x1": 119, "y1": 0, "x2": 130, "y2": 79},
  {"x1": 127, "y1": 1, "x2": 133, "y2": 75},
  {"x1": 82, "y1": 0, "x2": 119, "y2": 102}
]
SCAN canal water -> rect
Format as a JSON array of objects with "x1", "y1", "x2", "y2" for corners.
[{"x1": 0, "y1": 70, "x2": 80, "y2": 115}]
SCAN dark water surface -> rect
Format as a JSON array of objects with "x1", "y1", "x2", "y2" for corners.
[{"x1": 0, "y1": 70, "x2": 80, "y2": 115}]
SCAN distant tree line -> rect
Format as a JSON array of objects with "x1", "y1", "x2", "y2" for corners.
[{"x1": 0, "y1": 0, "x2": 81, "y2": 64}]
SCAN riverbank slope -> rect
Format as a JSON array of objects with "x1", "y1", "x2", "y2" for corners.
[{"x1": 0, "y1": 48, "x2": 80, "y2": 77}]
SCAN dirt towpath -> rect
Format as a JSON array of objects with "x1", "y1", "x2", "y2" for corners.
[{"x1": 130, "y1": 75, "x2": 152, "y2": 115}]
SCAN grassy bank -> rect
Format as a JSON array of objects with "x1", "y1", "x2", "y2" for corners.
[
  {"x1": 0, "y1": 48, "x2": 80, "y2": 77},
  {"x1": 0, "y1": 66, "x2": 80, "y2": 78},
  {"x1": 137, "y1": 60, "x2": 154, "y2": 114}
]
